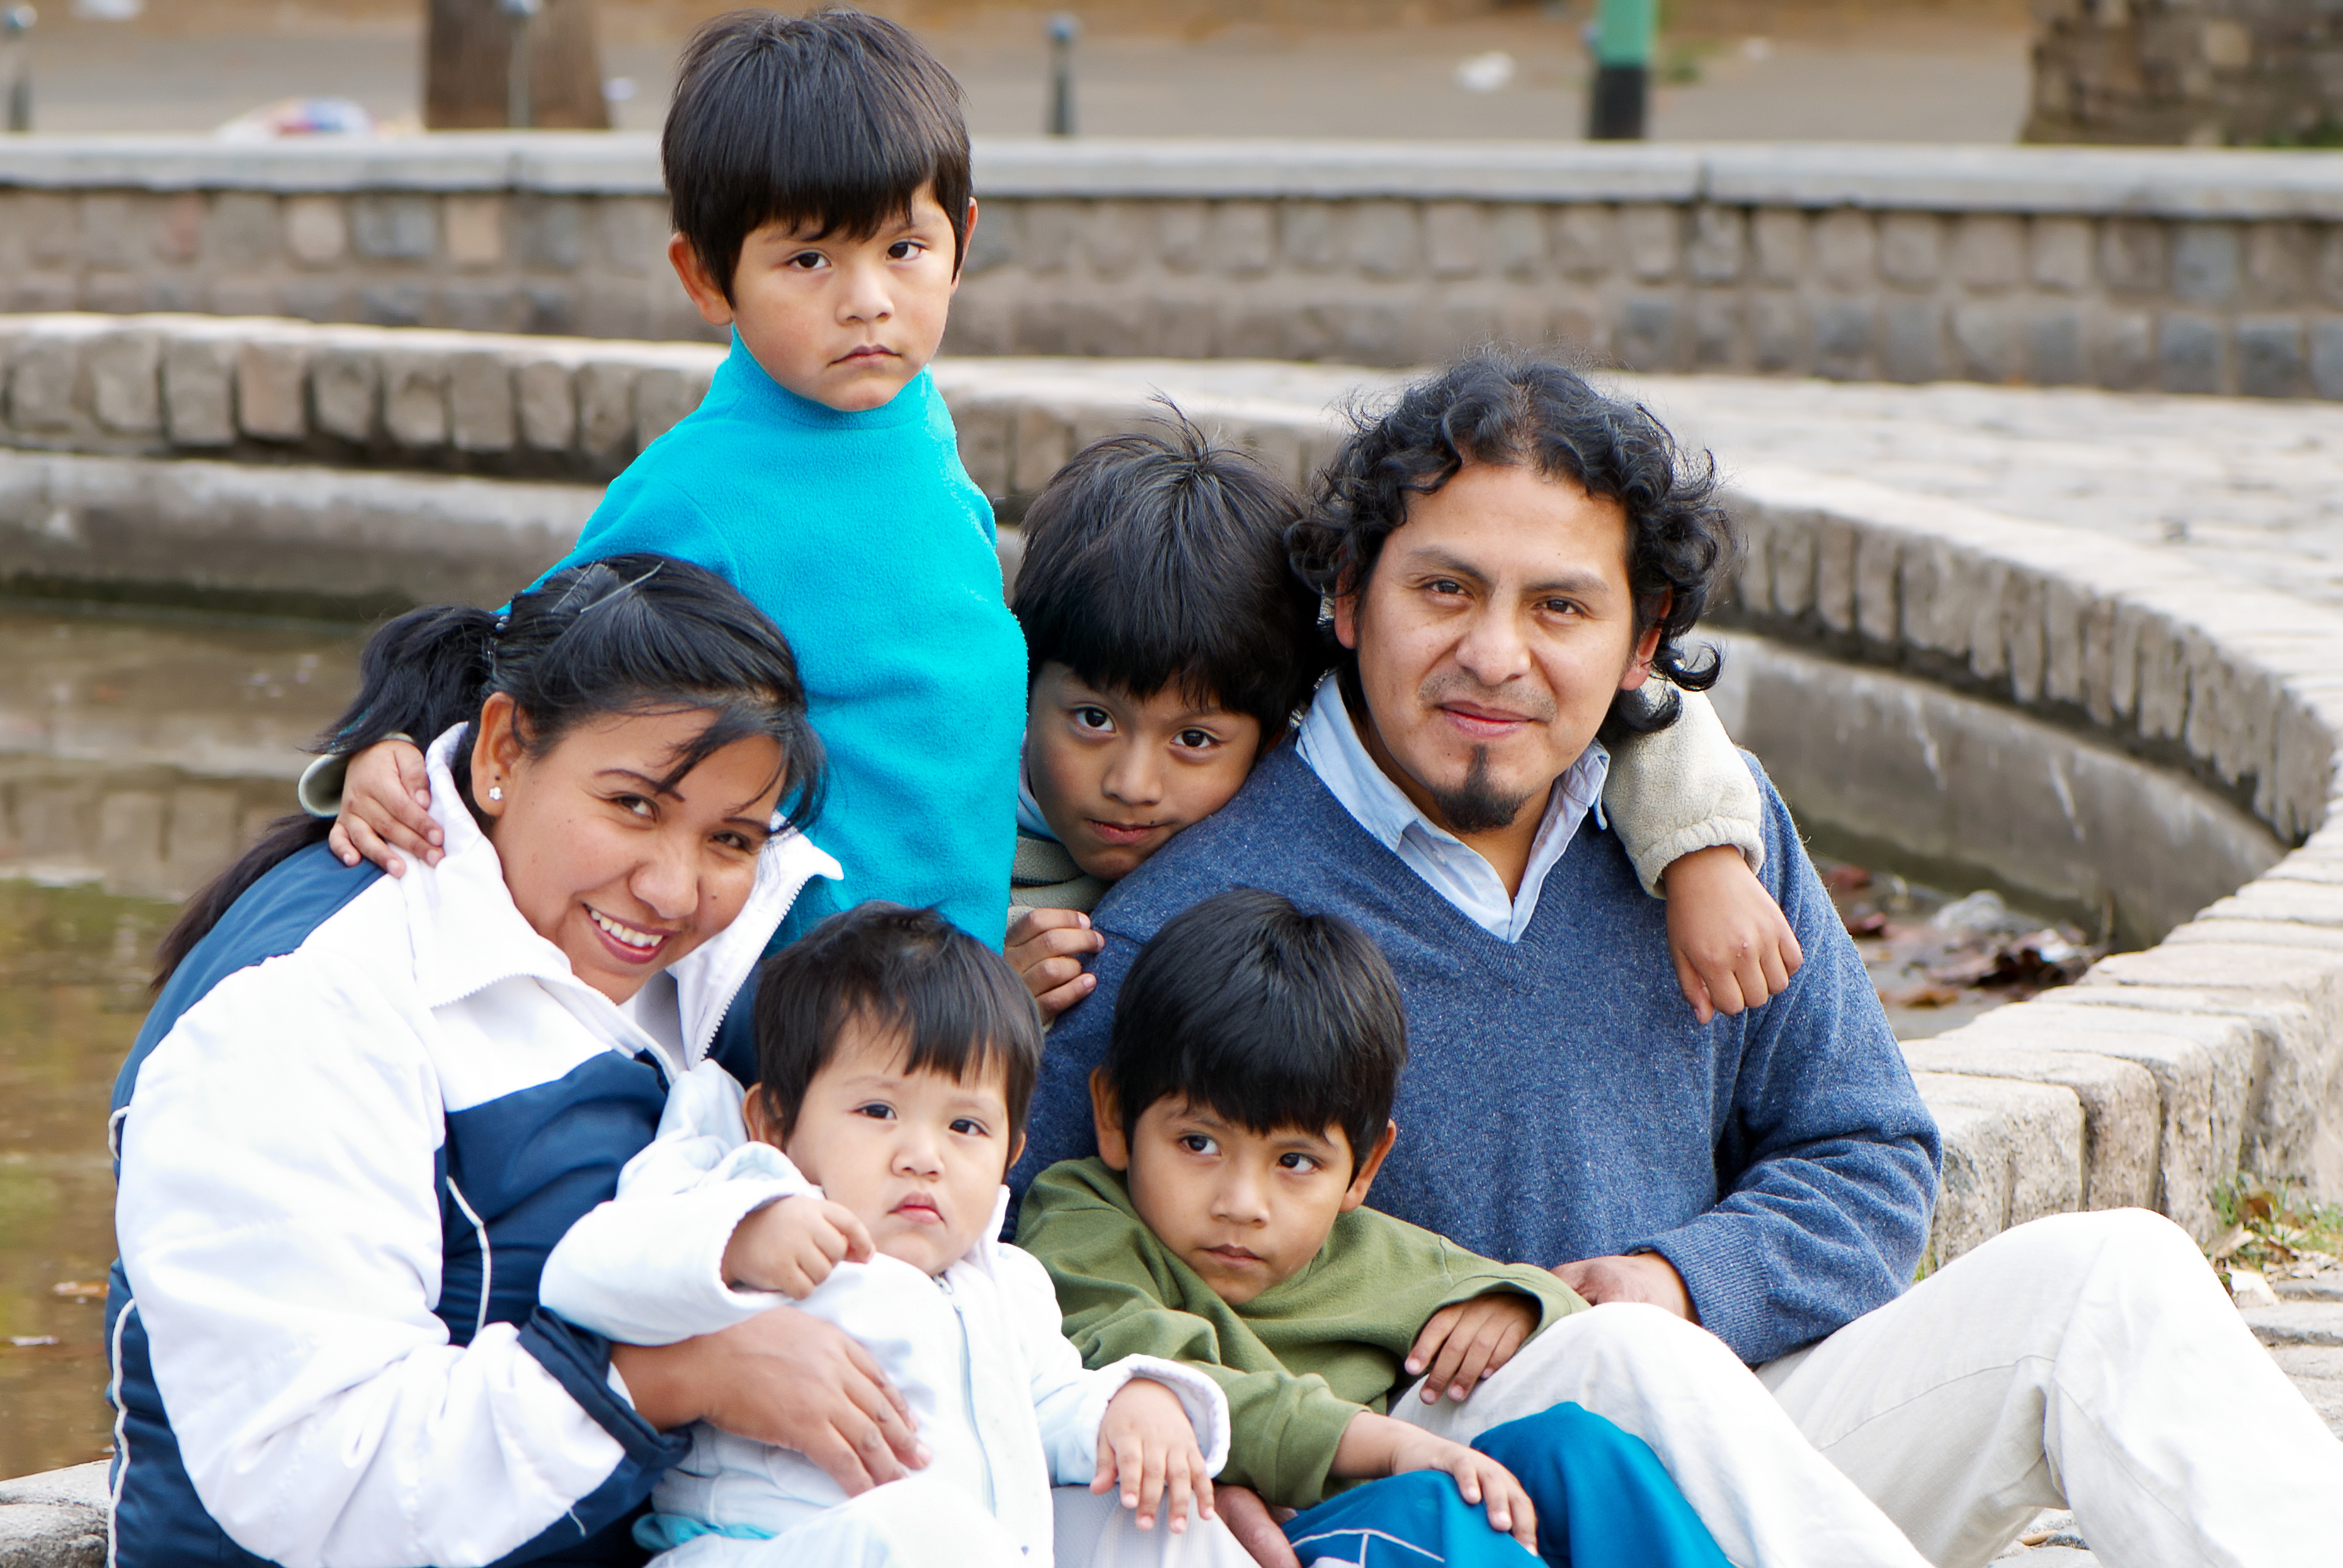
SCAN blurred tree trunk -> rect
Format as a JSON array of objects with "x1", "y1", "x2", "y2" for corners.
[{"x1": 425, "y1": 0, "x2": 611, "y2": 130}]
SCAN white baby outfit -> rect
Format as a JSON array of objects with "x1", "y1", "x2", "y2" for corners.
[{"x1": 540, "y1": 1062, "x2": 1231, "y2": 1568}]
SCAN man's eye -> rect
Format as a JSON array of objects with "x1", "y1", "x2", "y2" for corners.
[
  {"x1": 1543, "y1": 599, "x2": 1585, "y2": 617},
  {"x1": 1428, "y1": 579, "x2": 1466, "y2": 596}
]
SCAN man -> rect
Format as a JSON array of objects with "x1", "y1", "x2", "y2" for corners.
[{"x1": 1015, "y1": 352, "x2": 2342, "y2": 1568}]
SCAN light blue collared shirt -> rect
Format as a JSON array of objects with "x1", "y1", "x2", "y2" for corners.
[{"x1": 1294, "y1": 675, "x2": 1609, "y2": 943}]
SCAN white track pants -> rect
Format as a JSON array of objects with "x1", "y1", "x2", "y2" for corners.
[{"x1": 1396, "y1": 1210, "x2": 2342, "y2": 1568}]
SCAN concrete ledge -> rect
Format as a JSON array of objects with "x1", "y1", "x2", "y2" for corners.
[
  {"x1": 5, "y1": 137, "x2": 2342, "y2": 220},
  {"x1": 0, "y1": 1465, "x2": 106, "y2": 1568},
  {"x1": 1912, "y1": 1073, "x2": 2086, "y2": 1268}
]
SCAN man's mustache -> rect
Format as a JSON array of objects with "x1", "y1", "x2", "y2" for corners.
[{"x1": 1415, "y1": 673, "x2": 1556, "y2": 727}]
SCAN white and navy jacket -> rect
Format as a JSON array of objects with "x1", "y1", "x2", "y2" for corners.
[
  {"x1": 105, "y1": 727, "x2": 839, "y2": 1568},
  {"x1": 541, "y1": 1065, "x2": 1230, "y2": 1560}
]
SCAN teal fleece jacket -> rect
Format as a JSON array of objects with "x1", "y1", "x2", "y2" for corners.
[{"x1": 540, "y1": 338, "x2": 1026, "y2": 948}]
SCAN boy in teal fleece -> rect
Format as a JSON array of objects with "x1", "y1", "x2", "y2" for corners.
[
  {"x1": 1017, "y1": 888, "x2": 1732, "y2": 1568},
  {"x1": 316, "y1": 10, "x2": 1023, "y2": 950}
]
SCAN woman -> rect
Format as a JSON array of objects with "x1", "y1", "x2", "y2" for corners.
[{"x1": 105, "y1": 557, "x2": 925, "y2": 1568}]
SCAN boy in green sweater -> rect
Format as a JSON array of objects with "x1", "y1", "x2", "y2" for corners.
[{"x1": 1016, "y1": 888, "x2": 1732, "y2": 1568}]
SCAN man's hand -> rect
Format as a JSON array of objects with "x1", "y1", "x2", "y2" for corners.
[
  {"x1": 1661, "y1": 844, "x2": 1803, "y2": 1024},
  {"x1": 610, "y1": 1307, "x2": 926, "y2": 1495},
  {"x1": 1214, "y1": 1486, "x2": 1299, "y2": 1568},
  {"x1": 722, "y1": 1195, "x2": 874, "y2": 1298},
  {"x1": 1402, "y1": 1293, "x2": 1538, "y2": 1404},
  {"x1": 1551, "y1": 1254, "x2": 1696, "y2": 1321},
  {"x1": 1005, "y1": 907, "x2": 1104, "y2": 1019},
  {"x1": 328, "y1": 738, "x2": 439, "y2": 877},
  {"x1": 1333, "y1": 1413, "x2": 1535, "y2": 1550},
  {"x1": 1094, "y1": 1377, "x2": 1214, "y2": 1533}
]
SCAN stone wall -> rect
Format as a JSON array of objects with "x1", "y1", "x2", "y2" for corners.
[
  {"x1": 2027, "y1": 0, "x2": 2343, "y2": 147},
  {"x1": 11, "y1": 137, "x2": 2343, "y2": 397}
]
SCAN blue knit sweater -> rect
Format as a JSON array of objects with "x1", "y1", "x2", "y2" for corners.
[
  {"x1": 1015, "y1": 742, "x2": 1942, "y2": 1366},
  {"x1": 542, "y1": 339, "x2": 1025, "y2": 948}
]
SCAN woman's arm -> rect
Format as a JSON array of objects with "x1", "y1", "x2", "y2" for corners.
[{"x1": 117, "y1": 959, "x2": 673, "y2": 1568}]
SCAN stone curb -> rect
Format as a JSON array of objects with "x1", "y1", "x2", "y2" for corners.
[
  {"x1": 6, "y1": 137, "x2": 2343, "y2": 220},
  {"x1": 0, "y1": 1466, "x2": 106, "y2": 1568}
]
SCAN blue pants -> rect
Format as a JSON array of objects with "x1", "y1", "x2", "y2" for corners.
[{"x1": 1281, "y1": 1403, "x2": 1730, "y2": 1568}]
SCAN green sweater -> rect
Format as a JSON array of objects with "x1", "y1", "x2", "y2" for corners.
[{"x1": 1017, "y1": 1159, "x2": 1587, "y2": 1508}]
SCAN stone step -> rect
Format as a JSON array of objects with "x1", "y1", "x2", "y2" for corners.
[
  {"x1": 2274, "y1": 1275, "x2": 2343, "y2": 1303},
  {"x1": 2242, "y1": 1302, "x2": 2343, "y2": 1348},
  {"x1": 0, "y1": 1463, "x2": 106, "y2": 1568}
]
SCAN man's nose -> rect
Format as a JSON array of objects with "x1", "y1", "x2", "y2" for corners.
[{"x1": 1451, "y1": 601, "x2": 1532, "y2": 687}]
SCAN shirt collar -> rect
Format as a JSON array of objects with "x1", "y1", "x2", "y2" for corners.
[{"x1": 1294, "y1": 673, "x2": 1610, "y2": 859}]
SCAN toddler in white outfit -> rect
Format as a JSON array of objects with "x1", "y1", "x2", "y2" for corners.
[{"x1": 542, "y1": 902, "x2": 1229, "y2": 1568}]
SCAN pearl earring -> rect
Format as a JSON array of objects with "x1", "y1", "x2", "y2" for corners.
[{"x1": 487, "y1": 785, "x2": 503, "y2": 802}]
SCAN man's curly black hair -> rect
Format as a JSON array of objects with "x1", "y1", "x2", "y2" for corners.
[{"x1": 1286, "y1": 349, "x2": 1741, "y2": 737}]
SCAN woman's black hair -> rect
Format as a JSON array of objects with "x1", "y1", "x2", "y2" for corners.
[
  {"x1": 1103, "y1": 888, "x2": 1407, "y2": 1177},
  {"x1": 1013, "y1": 410, "x2": 1328, "y2": 753},
  {"x1": 752, "y1": 901, "x2": 1044, "y2": 1142},
  {"x1": 154, "y1": 554, "x2": 824, "y2": 988},
  {"x1": 1287, "y1": 348, "x2": 1742, "y2": 738}
]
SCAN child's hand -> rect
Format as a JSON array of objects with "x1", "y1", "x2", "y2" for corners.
[
  {"x1": 1402, "y1": 1293, "x2": 1538, "y2": 1404},
  {"x1": 722, "y1": 1195, "x2": 874, "y2": 1298},
  {"x1": 1006, "y1": 907, "x2": 1104, "y2": 1020},
  {"x1": 1661, "y1": 844, "x2": 1803, "y2": 1024},
  {"x1": 1094, "y1": 1377, "x2": 1215, "y2": 1533},
  {"x1": 328, "y1": 737, "x2": 439, "y2": 877},
  {"x1": 1335, "y1": 1414, "x2": 1535, "y2": 1550}
]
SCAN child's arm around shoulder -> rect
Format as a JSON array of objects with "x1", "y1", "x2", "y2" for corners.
[
  {"x1": 540, "y1": 1062, "x2": 870, "y2": 1344},
  {"x1": 1604, "y1": 686, "x2": 1804, "y2": 1023}
]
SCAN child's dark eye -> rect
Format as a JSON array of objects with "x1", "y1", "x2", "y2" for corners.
[
  {"x1": 854, "y1": 1103, "x2": 896, "y2": 1121},
  {"x1": 888, "y1": 240, "x2": 925, "y2": 261},
  {"x1": 1277, "y1": 1152, "x2": 1321, "y2": 1173},
  {"x1": 1071, "y1": 706, "x2": 1114, "y2": 734},
  {"x1": 950, "y1": 1116, "x2": 989, "y2": 1137},
  {"x1": 786, "y1": 250, "x2": 826, "y2": 270},
  {"x1": 1178, "y1": 1133, "x2": 1217, "y2": 1156},
  {"x1": 1175, "y1": 729, "x2": 1219, "y2": 751}
]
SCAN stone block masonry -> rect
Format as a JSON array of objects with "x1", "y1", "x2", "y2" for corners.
[{"x1": 14, "y1": 137, "x2": 2343, "y2": 399}]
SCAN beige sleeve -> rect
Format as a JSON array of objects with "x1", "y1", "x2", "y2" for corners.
[
  {"x1": 1602, "y1": 686, "x2": 1765, "y2": 898},
  {"x1": 295, "y1": 751, "x2": 350, "y2": 819}
]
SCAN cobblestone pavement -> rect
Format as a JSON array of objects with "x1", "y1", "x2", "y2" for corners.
[{"x1": 1023, "y1": 357, "x2": 2343, "y2": 611}]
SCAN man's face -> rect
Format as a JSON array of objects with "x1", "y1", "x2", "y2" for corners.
[{"x1": 1332, "y1": 461, "x2": 1660, "y2": 841}]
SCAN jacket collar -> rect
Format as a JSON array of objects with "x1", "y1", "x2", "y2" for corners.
[{"x1": 402, "y1": 725, "x2": 841, "y2": 1065}]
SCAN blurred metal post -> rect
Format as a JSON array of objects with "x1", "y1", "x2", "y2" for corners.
[
  {"x1": 2, "y1": 6, "x2": 33, "y2": 135},
  {"x1": 1586, "y1": 0, "x2": 1652, "y2": 140},
  {"x1": 1046, "y1": 12, "x2": 1078, "y2": 137},
  {"x1": 499, "y1": 0, "x2": 542, "y2": 129}
]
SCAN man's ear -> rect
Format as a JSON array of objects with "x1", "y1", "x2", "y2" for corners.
[
  {"x1": 1338, "y1": 1120, "x2": 1400, "y2": 1212},
  {"x1": 1330, "y1": 585, "x2": 1362, "y2": 652},
  {"x1": 470, "y1": 691, "x2": 524, "y2": 820},
  {"x1": 668, "y1": 232, "x2": 736, "y2": 328},
  {"x1": 1090, "y1": 1069, "x2": 1131, "y2": 1172},
  {"x1": 1618, "y1": 591, "x2": 1670, "y2": 694}
]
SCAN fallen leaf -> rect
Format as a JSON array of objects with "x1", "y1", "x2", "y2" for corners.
[
  {"x1": 1844, "y1": 910, "x2": 1889, "y2": 938},
  {"x1": 1884, "y1": 983, "x2": 1961, "y2": 1008},
  {"x1": 1821, "y1": 865, "x2": 1873, "y2": 894}
]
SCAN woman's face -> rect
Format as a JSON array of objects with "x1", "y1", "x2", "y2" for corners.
[{"x1": 471, "y1": 694, "x2": 789, "y2": 1003}]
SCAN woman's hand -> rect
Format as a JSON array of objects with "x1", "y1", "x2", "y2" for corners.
[
  {"x1": 1332, "y1": 1412, "x2": 1536, "y2": 1550},
  {"x1": 1093, "y1": 1377, "x2": 1215, "y2": 1533},
  {"x1": 1402, "y1": 1293, "x2": 1538, "y2": 1403},
  {"x1": 1005, "y1": 907, "x2": 1103, "y2": 1019},
  {"x1": 1215, "y1": 1486, "x2": 1301, "y2": 1568},
  {"x1": 329, "y1": 738, "x2": 440, "y2": 876},
  {"x1": 611, "y1": 1308, "x2": 927, "y2": 1495}
]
